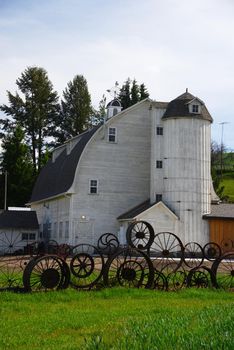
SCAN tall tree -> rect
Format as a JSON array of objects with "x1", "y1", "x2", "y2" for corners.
[
  {"x1": 119, "y1": 78, "x2": 131, "y2": 110},
  {"x1": 0, "y1": 66, "x2": 59, "y2": 172},
  {"x1": 130, "y1": 79, "x2": 140, "y2": 106},
  {"x1": 58, "y1": 75, "x2": 92, "y2": 143},
  {"x1": 118, "y1": 78, "x2": 150, "y2": 110},
  {"x1": 0, "y1": 125, "x2": 34, "y2": 207},
  {"x1": 139, "y1": 83, "x2": 149, "y2": 100},
  {"x1": 90, "y1": 94, "x2": 106, "y2": 126}
]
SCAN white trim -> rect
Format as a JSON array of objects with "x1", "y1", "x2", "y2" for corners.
[{"x1": 89, "y1": 179, "x2": 99, "y2": 195}]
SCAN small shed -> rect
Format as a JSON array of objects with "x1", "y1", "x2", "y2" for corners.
[
  {"x1": 0, "y1": 210, "x2": 39, "y2": 254},
  {"x1": 203, "y1": 203, "x2": 234, "y2": 250}
]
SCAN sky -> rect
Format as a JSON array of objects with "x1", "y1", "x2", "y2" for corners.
[{"x1": 0, "y1": 0, "x2": 234, "y2": 150}]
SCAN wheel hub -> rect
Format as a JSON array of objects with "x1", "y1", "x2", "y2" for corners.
[
  {"x1": 41, "y1": 268, "x2": 60, "y2": 288},
  {"x1": 136, "y1": 232, "x2": 145, "y2": 239},
  {"x1": 121, "y1": 268, "x2": 136, "y2": 281}
]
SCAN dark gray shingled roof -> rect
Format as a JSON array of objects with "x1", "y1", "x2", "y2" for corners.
[
  {"x1": 30, "y1": 125, "x2": 101, "y2": 203},
  {"x1": 203, "y1": 204, "x2": 234, "y2": 219},
  {"x1": 117, "y1": 199, "x2": 154, "y2": 220},
  {"x1": 0, "y1": 210, "x2": 39, "y2": 229},
  {"x1": 162, "y1": 91, "x2": 213, "y2": 122}
]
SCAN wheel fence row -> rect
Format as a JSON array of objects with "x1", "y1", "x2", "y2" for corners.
[{"x1": 0, "y1": 222, "x2": 233, "y2": 292}]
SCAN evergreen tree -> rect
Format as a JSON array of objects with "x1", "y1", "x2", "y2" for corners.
[
  {"x1": 0, "y1": 66, "x2": 59, "y2": 172},
  {"x1": 130, "y1": 79, "x2": 140, "y2": 106},
  {"x1": 90, "y1": 94, "x2": 106, "y2": 126},
  {"x1": 0, "y1": 125, "x2": 34, "y2": 207},
  {"x1": 118, "y1": 78, "x2": 150, "y2": 110},
  {"x1": 119, "y1": 78, "x2": 131, "y2": 110},
  {"x1": 58, "y1": 75, "x2": 92, "y2": 143},
  {"x1": 139, "y1": 83, "x2": 149, "y2": 100}
]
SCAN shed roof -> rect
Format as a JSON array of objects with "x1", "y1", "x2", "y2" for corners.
[
  {"x1": 117, "y1": 200, "x2": 153, "y2": 220},
  {"x1": 0, "y1": 210, "x2": 39, "y2": 229},
  {"x1": 30, "y1": 125, "x2": 100, "y2": 203},
  {"x1": 162, "y1": 91, "x2": 213, "y2": 122},
  {"x1": 203, "y1": 204, "x2": 234, "y2": 219}
]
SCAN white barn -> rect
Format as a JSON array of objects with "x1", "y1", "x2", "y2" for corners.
[{"x1": 29, "y1": 90, "x2": 217, "y2": 247}]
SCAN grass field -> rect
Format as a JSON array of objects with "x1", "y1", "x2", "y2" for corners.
[
  {"x1": 0, "y1": 288, "x2": 233, "y2": 350},
  {"x1": 222, "y1": 171, "x2": 234, "y2": 202}
]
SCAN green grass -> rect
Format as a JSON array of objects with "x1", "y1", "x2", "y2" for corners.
[
  {"x1": 0, "y1": 288, "x2": 233, "y2": 349},
  {"x1": 221, "y1": 171, "x2": 234, "y2": 202}
]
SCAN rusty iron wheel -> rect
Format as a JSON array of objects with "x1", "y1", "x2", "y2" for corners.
[
  {"x1": 103, "y1": 247, "x2": 154, "y2": 288},
  {"x1": 126, "y1": 221, "x2": 155, "y2": 250},
  {"x1": 150, "y1": 232, "x2": 184, "y2": 274},
  {"x1": 186, "y1": 266, "x2": 215, "y2": 288},
  {"x1": 203, "y1": 242, "x2": 222, "y2": 261},
  {"x1": 69, "y1": 244, "x2": 104, "y2": 290},
  {"x1": 167, "y1": 269, "x2": 187, "y2": 291},
  {"x1": 152, "y1": 270, "x2": 168, "y2": 291},
  {"x1": 97, "y1": 233, "x2": 120, "y2": 256},
  {"x1": 211, "y1": 252, "x2": 234, "y2": 290},
  {"x1": 23, "y1": 255, "x2": 70, "y2": 292},
  {"x1": 184, "y1": 242, "x2": 204, "y2": 268}
]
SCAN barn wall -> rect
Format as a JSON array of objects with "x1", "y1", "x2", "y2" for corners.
[{"x1": 208, "y1": 218, "x2": 234, "y2": 250}]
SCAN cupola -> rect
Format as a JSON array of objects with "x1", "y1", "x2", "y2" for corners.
[{"x1": 106, "y1": 98, "x2": 122, "y2": 119}]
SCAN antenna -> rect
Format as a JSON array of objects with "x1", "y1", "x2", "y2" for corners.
[{"x1": 219, "y1": 121, "x2": 230, "y2": 178}]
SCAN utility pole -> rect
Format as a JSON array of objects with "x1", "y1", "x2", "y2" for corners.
[
  {"x1": 4, "y1": 171, "x2": 7, "y2": 210},
  {"x1": 219, "y1": 122, "x2": 229, "y2": 178}
]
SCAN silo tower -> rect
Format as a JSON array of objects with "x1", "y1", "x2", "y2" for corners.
[{"x1": 162, "y1": 90, "x2": 213, "y2": 245}]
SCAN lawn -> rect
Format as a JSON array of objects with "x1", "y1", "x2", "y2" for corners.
[
  {"x1": 0, "y1": 288, "x2": 233, "y2": 350},
  {"x1": 222, "y1": 172, "x2": 234, "y2": 202}
]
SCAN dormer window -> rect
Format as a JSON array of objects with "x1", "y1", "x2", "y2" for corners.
[{"x1": 192, "y1": 104, "x2": 199, "y2": 113}]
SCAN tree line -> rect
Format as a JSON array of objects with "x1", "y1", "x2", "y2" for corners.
[{"x1": 0, "y1": 67, "x2": 150, "y2": 207}]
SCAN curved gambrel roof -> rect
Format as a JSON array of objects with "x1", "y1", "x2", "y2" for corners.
[
  {"x1": 29, "y1": 125, "x2": 101, "y2": 203},
  {"x1": 162, "y1": 91, "x2": 213, "y2": 122}
]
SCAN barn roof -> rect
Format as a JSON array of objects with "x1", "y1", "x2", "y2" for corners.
[
  {"x1": 162, "y1": 91, "x2": 213, "y2": 122},
  {"x1": 0, "y1": 210, "x2": 39, "y2": 229},
  {"x1": 203, "y1": 204, "x2": 234, "y2": 220},
  {"x1": 117, "y1": 200, "x2": 153, "y2": 220},
  {"x1": 30, "y1": 125, "x2": 101, "y2": 203}
]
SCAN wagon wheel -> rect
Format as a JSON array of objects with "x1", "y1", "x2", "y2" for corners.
[
  {"x1": 46, "y1": 240, "x2": 59, "y2": 254},
  {"x1": 0, "y1": 230, "x2": 24, "y2": 256},
  {"x1": 152, "y1": 270, "x2": 168, "y2": 291},
  {"x1": 203, "y1": 242, "x2": 221, "y2": 261},
  {"x1": 57, "y1": 244, "x2": 71, "y2": 259},
  {"x1": 126, "y1": 221, "x2": 155, "y2": 250},
  {"x1": 186, "y1": 266, "x2": 215, "y2": 288},
  {"x1": 0, "y1": 255, "x2": 29, "y2": 291},
  {"x1": 103, "y1": 247, "x2": 154, "y2": 288},
  {"x1": 184, "y1": 242, "x2": 204, "y2": 268},
  {"x1": 167, "y1": 269, "x2": 187, "y2": 291},
  {"x1": 23, "y1": 255, "x2": 70, "y2": 292},
  {"x1": 150, "y1": 232, "x2": 184, "y2": 274},
  {"x1": 97, "y1": 233, "x2": 119, "y2": 256},
  {"x1": 221, "y1": 238, "x2": 233, "y2": 253},
  {"x1": 69, "y1": 244, "x2": 104, "y2": 290},
  {"x1": 211, "y1": 252, "x2": 234, "y2": 290}
]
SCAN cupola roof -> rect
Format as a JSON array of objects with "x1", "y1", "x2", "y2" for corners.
[
  {"x1": 162, "y1": 90, "x2": 213, "y2": 122},
  {"x1": 106, "y1": 98, "x2": 122, "y2": 108}
]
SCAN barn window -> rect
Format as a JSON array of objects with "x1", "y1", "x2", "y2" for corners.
[
  {"x1": 59, "y1": 222, "x2": 63, "y2": 239},
  {"x1": 65, "y1": 221, "x2": 69, "y2": 239},
  {"x1": 89, "y1": 179, "x2": 98, "y2": 194},
  {"x1": 192, "y1": 104, "x2": 199, "y2": 113},
  {"x1": 155, "y1": 194, "x2": 162, "y2": 203},
  {"x1": 22, "y1": 233, "x2": 36, "y2": 241},
  {"x1": 156, "y1": 126, "x2": 163, "y2": 135},
  {"x1": 108, "y1": 127, "x2": 116, "y2": 142},
  {"x1": 156, "y1": 160, "x2": 163, "y2": 168}
]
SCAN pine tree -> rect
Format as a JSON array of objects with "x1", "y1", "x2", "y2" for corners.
[
  {"x1": 119, "y1": 78, "x2": 131, "y2": 110},
  {"x1": 139, "y1": 83, "x2": 149, "y2": 100},
  {"x1": 0, "y1": 66, "x2": 60, "y2": 172},
  {"x1": 118, "y1": 79, "x2": 150, "y2": 110},
  {"x1": 0, "y1": 125, "x2": 34, "y2": 207},
  {"x1": 58, "y1": 75, "x2": 92, "y2": 143},
  {"x1": 90, "y1": 94, "x2": 106, "y2": 126},
  {"x1": 130, "y1": 79, "x2": 140, "y2": 106}
]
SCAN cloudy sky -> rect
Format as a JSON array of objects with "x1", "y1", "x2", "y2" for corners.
[{"x1": 1, "y1": 0, "x2": 234, "y2": 149}]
